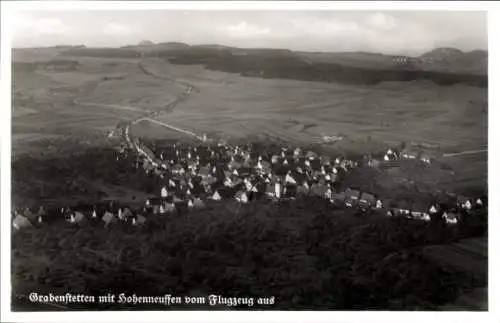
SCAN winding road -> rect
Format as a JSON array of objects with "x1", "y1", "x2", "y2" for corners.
[{"x1": 71, "y1": 59, "x2": 201, "y2": 162}]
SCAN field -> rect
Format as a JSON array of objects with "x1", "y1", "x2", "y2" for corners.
[
  {"x1": 138, "y1": 59, "x2": 486, "y2": 150},
  {"x1": 12, "y1": 52, "x2": 185, "y2": 158},
  {"x1": 133, "y1": 58, "x2": 487, "y2": 194}
]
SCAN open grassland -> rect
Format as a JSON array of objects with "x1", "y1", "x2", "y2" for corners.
[
  {"x1": 142, "y1": 59, "x2": 487, "y2": 152},
  {"x1": 11, "y1": 52, "x2": 184, "y2": 158}
]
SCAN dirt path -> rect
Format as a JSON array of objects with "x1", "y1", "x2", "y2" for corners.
[{"x1": 134, "y1": 117, "x2": 198, "y2": 138}]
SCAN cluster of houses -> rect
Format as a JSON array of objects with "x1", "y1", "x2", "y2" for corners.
[
  {"x1": 380, "y1": 148, "x2": 432, "y2": 165},
  {"x1": 12, "y1": 140, "x2": 486, "y2": 231}
]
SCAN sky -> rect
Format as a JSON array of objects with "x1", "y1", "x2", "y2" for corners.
[{"x1": 9, "y1": 10, "x2": 487, "y2": 55}]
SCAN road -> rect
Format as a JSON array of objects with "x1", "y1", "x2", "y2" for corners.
[
  {"x1": 116, "y1": 61, "x2": 200, "y2": 162},
  {"x1": 70, "y1": 59, "x2": 200, "y2": 163}
]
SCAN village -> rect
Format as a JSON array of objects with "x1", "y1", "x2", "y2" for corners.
[{"x1": 11, "y1": 131, "x2": 486, "y2": 231}]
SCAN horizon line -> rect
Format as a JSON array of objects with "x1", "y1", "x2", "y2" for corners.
[{"x1": 11, "y1": 40, "x2": 489, "y2": 58}]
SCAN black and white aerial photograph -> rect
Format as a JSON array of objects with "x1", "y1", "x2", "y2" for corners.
[{"x1": 0, "y1": 1, "x2": 496, "y2": 322}]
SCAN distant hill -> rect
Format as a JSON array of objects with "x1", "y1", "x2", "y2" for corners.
[
  {"x1": 56, "y1": 43, "x2": 487, "y2": 88},
  {"x1": 155, "y1": 42, "x2": 190, "y2": 50},
  {"x1": 138, "y1": 40, "x2": 154, "y2": 46},
  {"x1": 298, "y1": 51, "x2": 396, "y2": 70},
  {"x1": 121, "y1": 41, "x2": 189, "y2": 53},
  {"x1": 299, "y1": 48, "x2": 487, "y2": 75},
  {"x1": 416, "y1": 48, "x2": 487, "y2": 75}
]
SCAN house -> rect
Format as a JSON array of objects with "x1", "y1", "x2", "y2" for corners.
[
  {"x1": 265, "y1": 183, "x2": 276, "y2": 197},
  {"x1": 74, "y1": 211, "x2": 85, "y2": 223},
  {"x1": 165, "y1": 202, "x2": 176, "y2": 213},
  {"x1": 123, "y1": 208, "x2": 133, "y2": 218},
  {"x1": 38, "y1": 206, "x2": 47, "y2": 217},
  {"x1": 359, "y1": 193, "x2": 376, "y2": 209},
  {"x1": 476, "y1": 198, "x2": 484, "y2": 206},
  {"x1": 161, "y1": 186, "x2": 168, "y2": 198},
  {"x1": 235, "y1": 190, "x2": 248, "y2": 203},
  {"x1": 198, "y1": 163, "x2": 211, "y2": 178},
  {"x1": 171, "y1": 164, "x2": 185, "y2": 174},
  {"x1": 420, "y1": 154, "x2": 432, "y2": 164},
  {"x1": 24, "y1": 208, "x2": 35, "y2": 222},
  {"x1": 244, "y1": 179, "x2": 253, "y2": 192},
  {"x1": 223, "y1": 169, "x2": 232, "y2": 178},
  {"x1": 306, "y1": 151, "x2": 318, "y2": 160},
  {"x1": 428, "y1": 204, "x2": 439, "y2": 214},
  {"x1": 443, "y1": 212, "x2": 459, "y2": 224},
  {"x1": 324, "y1": 186, "x2": 333, "y2": 200},
  {"x1": 393, "y1": 208, "x2": 411, "y2": 216},
  {"x1": 321, "y1": 156, "x2": 331, "y2": 166},
  {"x1": 211, "y1": 190, "x2": 222, "y2": 201},
  {"x1": 12, "y1": 214, "x2": 33, "y2": 231},
  {"x1": 400, "y1": 148, "x2": 417, "y2": 159},
  {"x1": 457, "y1": 196, "x2": 473, "y2": 210},
  {"x1": 133, "y1": 214, "x2": 147, "y2": 226},
  {"x1": 368, "y1": 159, "x2": 381, "y2": 168},
  {"x1": 391, "y1": 200, "x2": 412, "y2": 216},
  {"x1": 344, "y1": 188, "x2": 360, "y2": 207},
  {"x1": 304, "y1": 159, "x2": 311, "y2": 168},
  {"x1": 285, "y1": 172, "x2": 297, "y2": 185},
  {"x1": 410, "y1": 211, "x2": 425, "y2": 220},
  {"x1": 231, "y1": 177, "x2": 243, "y2": 186},
  {"x1": 102, "y1": 211, "x2": 115, "y2": 227},
  {"x1": 274, "y1": 182, "x2": 282, "y2": 199},
  {"x1": 224, "y1": 176, "x2": 234, "y2": 187},
  {"x1": 238, "y1": 166, "x2": 251, "y2": 177}
]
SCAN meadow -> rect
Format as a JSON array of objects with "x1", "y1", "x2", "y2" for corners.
[
  {"x1": 139, "y1": 58, "x2": 486, "y2": 151},
  {"x1": 11, "y1": 52, "x2": 184, "y2": 158}
]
